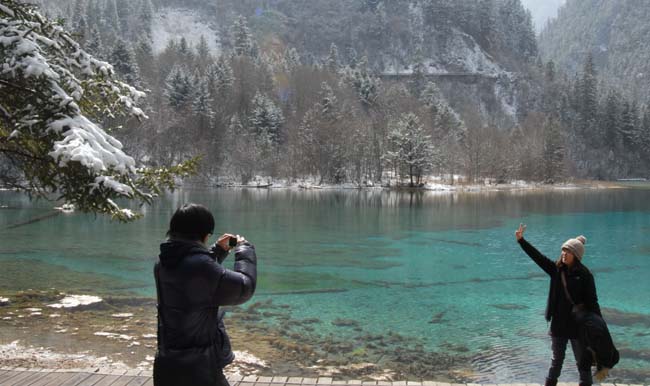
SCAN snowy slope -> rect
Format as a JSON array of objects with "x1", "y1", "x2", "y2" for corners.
[{"x1": 151, "y1": 8, "x2": 221, "y2": 55}]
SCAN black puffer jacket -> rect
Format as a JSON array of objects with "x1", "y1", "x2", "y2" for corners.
[
  {"x1": 153, "y1": 239, "x2": 257, "y2": 386},
  {"x1": 518, "y1": 238, "x2": 601, "y2": 338}
]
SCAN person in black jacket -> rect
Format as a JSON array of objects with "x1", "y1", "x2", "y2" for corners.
[
  {"x1": 153, "y1": 203, "x2": 257, "y2": 386},
  {"x1": 515, "y1": 224, "x2": 600, "y2": 386}
]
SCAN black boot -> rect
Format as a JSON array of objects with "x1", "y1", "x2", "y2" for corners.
[{"x1": 545, "y1": 378, "x2": 558, "y2": 386}]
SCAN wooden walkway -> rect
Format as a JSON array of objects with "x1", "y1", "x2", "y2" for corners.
[{"x1": 0, "y1": 368, "x2": 645, "y2": 386}]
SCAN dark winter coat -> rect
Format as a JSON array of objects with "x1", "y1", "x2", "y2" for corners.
[
  {"x1": 518, "y1": 238, "x2": 601, "y2": 338},
  {"x1": 153, "y1": 239, "x2": 257, "y2": 386},
  {"x1": 574, "y1": 310, "x2": 620, "y2": 370}
]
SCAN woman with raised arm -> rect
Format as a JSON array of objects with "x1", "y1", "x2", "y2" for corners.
[{"x1": 515, "y1": 224, "x2": 600, "y2": 386}]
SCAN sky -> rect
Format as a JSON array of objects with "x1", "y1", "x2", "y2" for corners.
[{"x1": 521, "y1": 0, "x2": 567, "y2": 33}]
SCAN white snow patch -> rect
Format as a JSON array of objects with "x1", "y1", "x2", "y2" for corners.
[
  {"x1": 232, "y1": 350, "x2": 268, "y2": 367},
  {"x1": 0, "y1": 340, "x2": 131, "y2": 369},
  {"x1": 111, "y1": 313, "x2": 134, "y2": 318},
  {"x1": 0, "y1": 297, "x2": 9, "y2": 305},
  {"x1": 47, "y1": 295, "x2": 102, "y2": 308},
  {"x1": 152, "y1": 8, "x2": 221, "y2": 55},
  {"x1": 94, "y1": 332, "x2": 134, "y2": 341},
  {"x1": 141, "y1": 334, "x2": 157, "y2": 339}
]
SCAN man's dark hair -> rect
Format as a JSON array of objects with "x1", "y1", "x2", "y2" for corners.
[{"x1": 167, "y1": 203, "x2": 215, "y2": 241}]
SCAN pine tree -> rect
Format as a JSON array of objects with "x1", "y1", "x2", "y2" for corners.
[
  {"x1": 110, "y1": 39, "x2": 140, "y2": 86},
  {"x1": 85, "y1": 28, "x2": 103, "y2": 58},
  {"x1": 347, "y1": 46, "x2": 358, "y2": 69},
  {"x1": 0, "y1": 0, "x2": 196, "y2": 221},
  {"x1": 601, "y1": 90, "x2": 622, "y2": 149},
  {"x1": 545, "y1": 60, "x2": 556, "y2": 83},
  {"x1": 249, "y1": 93, "x2": 284, "y2": 144},
  {"x1": 192, "y1": 75, "x2": 215, "y2": 136},
  {"x1": 213, "y1": 56, "x2": 234, "y2": 93},
  {"x1": 640, "y1": 106, "x2": 650, "y2": 160},
  {"x1": 197, "y1": 35, "x2": 210, "y2": 60},
  {"x1": 232, "y1": 15, "x2": 253, "y2": 57},
  {"x1": 115, "y1": 0, "x2": 132, "y2": 36},
  {"x1": 72, "y1": 0, "x2": 86, "y2": 34},
  {"x1": 327, "y1": 42, "x2": 339, "y2": 73},
  {"x1": 619, "y1": 100, "x2": 639, "y2": 151},
  {"x1": 384, "y1": 113, "x2": 436, "y2": 186},
  {"x1": 542, "y1": 118, "x2": 566, "y2": 183},
  {"x1": 409, "y1": 44, "x2": 427, "y2": 98},
  {"x1": 284, "y1": 47, "x2": 301, "y2": 72},
  {"x1": 102, "y1": 0, "x2": 120, "y2": 34},
  {"x1": 134, "y1": 38, "x2": 154, "y2": 84},
  {"x1": 179, "y1": 37, "x2": 192, "y2": 58},
  {"x1": 85, "y1": 0, "x2": 100, "y2": 29},
  {"x1": 346, "y1": 57, "x2": 380, "y2": 109},
  {"x1": 319, "y1": 82, "x2": 339, "y2": 121},
  {"x1": 74, "y1": 16, "x2": 88, "y2": 44},
  {"x1": 165, "y1": 66, "x2": 193, "y2": 110},
  {"x1": 578, "y1": 53, "x2": 598, "y2": 141},
  {"x1": 138, "y1": 0, "x2": 154, "y2": 40}
]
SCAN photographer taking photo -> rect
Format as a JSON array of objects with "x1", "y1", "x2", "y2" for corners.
[{"x1": 153, "y1": 203, "x2": 257, "y2": 386}]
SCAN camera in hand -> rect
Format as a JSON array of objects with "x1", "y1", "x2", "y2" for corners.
[{"x1": 228, "y1": 236, "x2": 238, "y2": 247}]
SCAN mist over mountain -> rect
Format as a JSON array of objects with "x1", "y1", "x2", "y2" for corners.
[{"x1": 520, "y1": 0, "x2": 565, "y2": 33}]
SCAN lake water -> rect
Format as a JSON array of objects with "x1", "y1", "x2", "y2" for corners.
[{"x1": 1, "y1": 187, "x2": 649, "y2": 382}]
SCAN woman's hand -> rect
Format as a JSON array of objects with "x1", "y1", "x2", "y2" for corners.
[{"x1": 515, "y1": 223, "x2": 526, "y2": 241}]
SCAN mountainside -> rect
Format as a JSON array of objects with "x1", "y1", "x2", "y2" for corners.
[
  {"x1": 539, "y1": 0, "x2": 650, "y2": 101},
  {"x1": 22, "y1": 0, "x2": 650, "y2": 183},
  {"x1": 36, "y1": 0, "x2": 539, "y2": 127}
]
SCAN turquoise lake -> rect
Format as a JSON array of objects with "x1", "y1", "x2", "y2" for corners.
[{"x1": 1, "y1": 187, "x2": 649, "y2": 382}]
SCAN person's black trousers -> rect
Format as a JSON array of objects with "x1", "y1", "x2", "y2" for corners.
[{"x1": 547, "y1": 335, "x2": 592, "y2": 385}]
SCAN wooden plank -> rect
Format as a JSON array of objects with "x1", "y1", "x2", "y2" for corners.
[
  {"x1": 141, "y1": 379, "x2": 154, "y2": 386},
  {"x1": 3, "y1": 370, "x2": 45, "y2": 386},
  {"x1": 42, "y1": 372, "x2": 79, "y2": 386},
  {"x1": 0, "y1": 370, "x2": 21, "y2": 382},
  {"x1": 91, "y1": 374, "x2": 122, "y2": 386},
  {"x1": 22, "y1": 371, "x2": 54, "y2": 386},
  {"x1": 7, "y1": 370, "x2": 49, "y2": 386},
  {"x1": 76, "y1": 374, "x2": 109, "y2": 386},
  {"x1": 58, "y1": 372, "x2": 95, "y2": 386},
  {"x1": 107, "y1": 376, "x2": 137, "y2": 386},
  {"x1": 29, "y1": 372, "x2": 74, "y2": 386},
  {"x1": 0, "y1": 370, "x2": 24, "y2": 384},
  {"x1": 124, "y1": 376, "x2": 150, "y2": 386}
]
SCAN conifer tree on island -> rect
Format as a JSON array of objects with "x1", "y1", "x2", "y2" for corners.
[{"x1": 0, "y1": 1, "x2": 197, "y2": 221}]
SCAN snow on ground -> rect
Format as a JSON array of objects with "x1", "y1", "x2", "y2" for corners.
[
  {"x1": 151, "y1": 8, "x2": 221, "y2": 55},
  {"x1": 47, "y1": 295, "x2": 102, "y2": 309},
  {"x1": 0, "y1": 340, "x2": 132, "y2": 370},
  {"x1": 0, "y1": 340, "x2": 267, "y2": 374},
  {"x1": 441, "y1": 29, "x2": 503, "y2": 76},
  {"x1": 209, "y1": 174, "x2": 588, "y2": 193}
]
